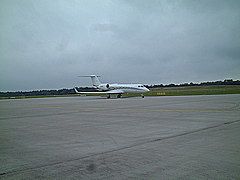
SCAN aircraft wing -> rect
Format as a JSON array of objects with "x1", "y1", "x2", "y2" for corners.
[{"x1": 74, "y1": 88, "x2": 124, "y2": 94}]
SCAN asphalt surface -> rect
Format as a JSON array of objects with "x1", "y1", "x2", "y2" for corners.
[{"x1": 0, "y1": 95, "x2": 240, "y2": 179}]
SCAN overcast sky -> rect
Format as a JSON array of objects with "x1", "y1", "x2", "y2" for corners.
[{"x1": 0, "y1": 0, "x2": 240, "y2": 91}]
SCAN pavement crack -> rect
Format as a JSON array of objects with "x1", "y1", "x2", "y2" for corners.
[{"x1": 1, "y1": 119, "x2": 240, "y2": 177}]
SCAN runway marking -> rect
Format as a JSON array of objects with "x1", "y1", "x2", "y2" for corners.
[{"x1": 1, "y1": 119, "x2": 240, "y2": 177}]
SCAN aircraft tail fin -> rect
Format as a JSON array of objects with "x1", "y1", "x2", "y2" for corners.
[{"x1": 78, "y1": 75, "x2": 101, "y2": 86}]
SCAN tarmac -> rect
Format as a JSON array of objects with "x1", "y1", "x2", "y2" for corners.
[{"x1": 0, "y1": 94, "x2": 240, "y2": 179}]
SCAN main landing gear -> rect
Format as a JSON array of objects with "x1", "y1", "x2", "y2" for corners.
[
  {"x1": 107, "y1": 94, "x2": 144, "y2": 99},
  {"x1": 106, "y1": 94, "x2": 122, "y2": 99},
  {"x1": 117, "y1": 94, "x2": 122, "y2": 98}
]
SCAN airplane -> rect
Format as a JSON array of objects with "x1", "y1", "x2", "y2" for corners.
[{"x1": 74, "y1": 75, "x2": 150, "y2": 98}]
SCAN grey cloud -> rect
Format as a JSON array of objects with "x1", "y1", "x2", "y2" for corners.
[{"x1": 91, "y1": 23, "x2": 119, "y2": 33}]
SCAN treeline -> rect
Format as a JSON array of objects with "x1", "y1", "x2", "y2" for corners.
[
  {"x1": 146, "y1": 79, "x2": 240, "y2": 88},
  {"x1": 0, "y1": 87, "x2": 96, "y2": 98},
  {"x1": 0, "y1": 79, "x2": 239, "y2": 97}
]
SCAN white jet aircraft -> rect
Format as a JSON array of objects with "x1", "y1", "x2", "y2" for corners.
[{"x1": 74, "y1": 75, "x2": 150, "y2": 98}]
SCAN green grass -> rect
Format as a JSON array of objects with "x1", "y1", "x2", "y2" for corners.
[{"x1": 144, "y1": 85, "x2": 240, "y2": 96}]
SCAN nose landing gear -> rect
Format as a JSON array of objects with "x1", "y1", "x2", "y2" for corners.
[{"x1": 141, "y1": 94, "x2": 144, "y2": 98}]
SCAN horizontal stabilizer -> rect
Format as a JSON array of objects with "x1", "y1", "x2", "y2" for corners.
[
  {"x1": 78, "y1": 75, "x2": 100, "y2": 77},
  {"x1": 78, "y1": 75, "x2": 101, "y2": 86}
]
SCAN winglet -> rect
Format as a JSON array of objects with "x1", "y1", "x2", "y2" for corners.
[{"x1": 74, "y1": 87, "x2": 80, "y2": 94}]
